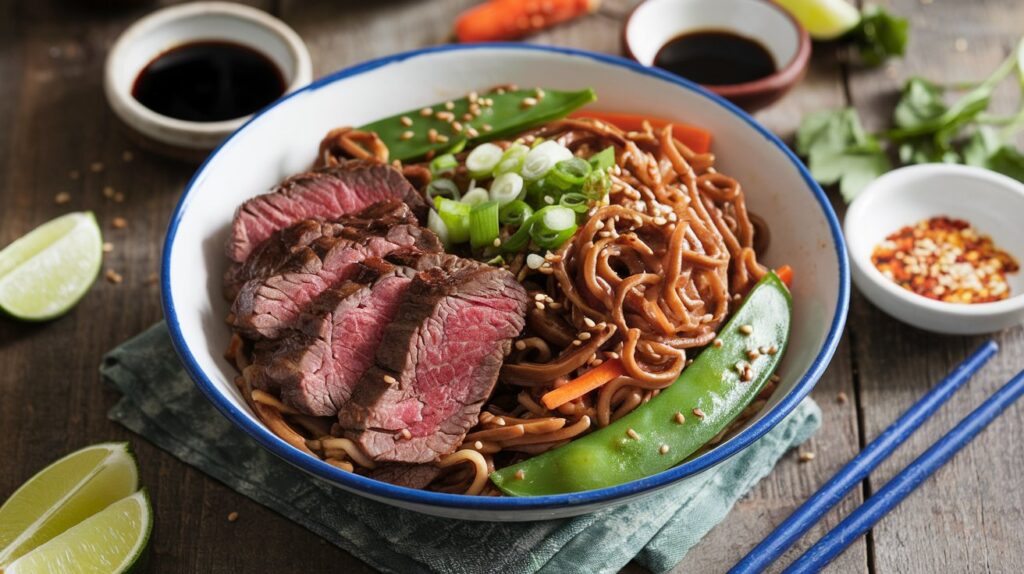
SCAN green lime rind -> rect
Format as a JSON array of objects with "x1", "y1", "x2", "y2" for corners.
[
  {"x1": 0, "y1": 442, "x2": 139, "y2": 567},
  {"x1": 3, "y1": 490, "x2": 152, "y2": 574},
  {"x1": 774, "y1": 0, "x2": 861, "y2": 40},
  {"x1": 0, "y1": 211, "x2": 103, "y2": 321}
]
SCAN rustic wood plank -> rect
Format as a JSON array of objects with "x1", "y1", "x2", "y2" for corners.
[{"x1": 846, "y1": 1, "x2": 1024, "y2": 572}]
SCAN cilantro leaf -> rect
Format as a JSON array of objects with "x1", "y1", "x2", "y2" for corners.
[
  {"x1": 847, "y1": 5, "x2": 909, "y2": 67},
  {"x1": 893, "y1": 78, "x2": 946, "y2": 129},
  {"x1": 797, "y1": 108, "x2": 892, "y2": 202},
  {"x1": 964, "y1": 127, "x2": 1024, "y2": 180}
]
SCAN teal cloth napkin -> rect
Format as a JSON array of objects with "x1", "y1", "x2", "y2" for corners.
[{"x1": 101, "y1": 323, "x2": 821, "y2": 574}]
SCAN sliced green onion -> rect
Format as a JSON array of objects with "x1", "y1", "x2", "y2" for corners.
[
  {"x1": 589, "y1": 146, "x2": 616, "y2": 172},
  {"x1": 489, "y1": 172, "x2": 524, "y2": 206},
  {"x1": 582, "y1": 169, "x2": 611, "y2": 199},
  {"x1": 494, "y1": 143, "x2": 529, "y2": 176},
  {"x1": 461, "y1": 187, "x2": 490, "y2": 206},
  {"x1": 429, "y1": 153, "x2": 458, "y2": 176},
  {"x1": 426, "y1": 178, "x2": 461, "y2": 201},
  {"x1": 466, "y1": 143, "x2": 503, "y2": 179},
  {"x1": 547, "y1": 157, "x2": 591, "y2": 190},
  {"x1": 434, "y1": 197, "x2": 471, "y2": 244},
  {"x1": 530, "y1": 205, "x2": 577, "y2": 249},
  {"x1": 469, "y1": 201, "x2": 500, "y2": 249},
  {"x1": 499, "y1": 200, "x2": 533, "y2": 226},
  {"x1": 427, "y1": 208, "x2": 450, "y2": 246},
  {"x1": 485, "y1": 254, "x2": 506, "y2": 266},
  {"x1": 445, "y1": 139, "x2": 468, "y2": 155},
  {"x1": 559, "y1": 192, "x2": 590, "y2": 213},
  {"x1": 521, "y1": 141, "x2": 573, "y2": 181}
]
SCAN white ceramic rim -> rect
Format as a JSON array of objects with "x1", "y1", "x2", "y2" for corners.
[
  {"x1": 846, "y1": 163, "x2": 1024, "y2": 320},
  {"x1": 103, "y1": 2, "x2": 313, "y2": 145}
]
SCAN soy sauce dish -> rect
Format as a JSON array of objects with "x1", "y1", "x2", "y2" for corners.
[
  {"x1": 622, "y1": 0, "x2": 811, "y2": 112},
  {"x1": 104, "y1": 2, "x2": 312, "y2": 151}
]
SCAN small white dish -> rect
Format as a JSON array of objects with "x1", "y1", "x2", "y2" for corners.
[
  {"x1": 846, "y1": 164, "x2": 1024, "y2": 334},
  {"x1": 622, "y1": 0, "x2": 810, "y2": 111},
  {"x1": 104, "y1": 2, "x2": 312, "y2": 152}
]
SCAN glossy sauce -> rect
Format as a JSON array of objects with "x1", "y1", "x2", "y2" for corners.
[
  {"x1": 132, "y1": 41, "x2": 286, "y2": 122},
  {"x1": 653, "y1": 31, "x2": 776, "y2": 86}
]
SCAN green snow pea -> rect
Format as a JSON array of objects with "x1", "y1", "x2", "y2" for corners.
[
  {"x1": 490, "y1": 272, "x2": 791, "y2": 496},
  {"x1": 358, "y1": 88, "x2": 597, "y2": 162}
]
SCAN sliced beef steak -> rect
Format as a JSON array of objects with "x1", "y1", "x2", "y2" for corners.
[
  {"x1": 227, "y1": 160, "x2": 429, "y2": 263},
  {"x1": 222, "y1": 200, "x2": 415, "y2": 301},
  {"x1": 367, "y1": 464, "x2": 441, "y2": 489},
  {"x1": 339, "y1": 261, "x2": 528, "y2": 464},
  {"x1": 230, "y1": 211, "x2": 442, "y2": 340},
  {"x1": 248, "y1": 252, "x2": 457, "y2": 416}
]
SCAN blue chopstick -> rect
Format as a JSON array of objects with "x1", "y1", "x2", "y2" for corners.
[
  {"x1": 784, "y1": 367, "x2": 1024, "y2": 573},
  {"x1": 729, "y1": 340, "x2": 998, "y2": 574}
]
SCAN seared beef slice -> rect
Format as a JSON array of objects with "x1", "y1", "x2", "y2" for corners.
[
  {"x1": 231, "y1": 204, "x2": 442, "y2": 340},
  {"x1": 227, "y1": 160, "x2": 429, "y2": 263},
  {"x1": 339, "y1": 262, "x2": 528, "y2": 464}
]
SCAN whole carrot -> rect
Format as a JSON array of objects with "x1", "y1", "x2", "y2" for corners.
[{"x1": 455, "y1": 0, "x2": 600, "y2": 43}]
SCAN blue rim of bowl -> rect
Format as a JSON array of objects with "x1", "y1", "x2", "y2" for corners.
[{"x1": 162, "y1": 42, "x2": 850, "y2": 512}]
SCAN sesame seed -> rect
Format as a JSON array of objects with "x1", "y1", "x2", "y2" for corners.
[
  {"x1": 837, "y1": 391, "x2": 849, "y2": 404},
  {"x1": 578, "y1": 332, "x2": 592, "y2": 341},
  {"x1": 626, "y1": 428, "x2": 640, "y2": 440},
  {"x1": 227, "y1": 511, "x2": 239, "y2": 522},
  {"x1": 112, "y1": 217, "x2": 127, "y2": 229},
  {"x1": 102, "y1": 186, "x2": 115, "y2": 198},
  {"x1": 383, "y1": 375, "x2": 398, "y2": 385},
  {"x1": 428, "y1": 128, "x2": 439, "y2": 143},
  {"x1": 436, "y1": 111, "x2": 455, "y2": 122},
  {"x1": 400, "y1": 116, "x2": 413, "y2": 127},
  {"x1": 572, "y1": 339, "x2": 582, "y2": 346},
  {"x1": 400, "y1": 130, "x2": 414, "y2": 141},
  {"x1": 712, "y1": 339, "x2": 723, "y2": 348},
  {"x1": 747, "y1": 349, "x2": 760, "y2": 360},
  {"x1": 692, "y1": 408, "x2": 706, "y2": 419},
  {"x1": 659, "y1": 444, "x2": 670, "y2": 455},
  {"x1": 534, "y1": 87, "x2": 545, "y2": 99},
  {"x1": 468, "y1": 91, "x2": 479, "y2": 103},
  {"x1": 401, "y1": 429, "x2": 413, "y2": 440},
  {"x1": 474, "y1": 440, "x2": 484, "y2": 449},
  {"x1": 492, "y1": 238, "x2": 502, "y2": 247},
  {"x1": 739, "y1": 325, "x2": 753, "y2": 335},
  {"x1": 54, "y1": 192, "x2": 71, "y2": 205},
  {"x1": 436, "y1": 134, "x2": 450, "y2": 144},
  {"x1": 535, "y1": 301, "x2": 546, "y2": 310},
  {"x1": 767, "y1": 345, "x2": 778, "y2": 355},
  {"x1": 105, "y1": 269, "x2": 123, "y2": 284},
  {"x1": 420, "y1": 107, "x2": 434, "y2": 117},
  {"x1": 444, "y1": 101, "x2": 455, "y2": 110},
  {"x1": 113, "y1": 192, "x2": 125, "y2": 203},
  {"x1": 482, "y1": 124, "x2": 493, "y2": 132},
  {"x1": 515, "y1": 340, "x2": 527, "y2": 350},
  {"x1": 466, "y1": 127, "x2": 479, "y2": 138},
  {"x1": 741, "y1": 367, "x2": 754, "y2": 382},
  {"x1": 799, "y1": 451, "x2": 816, "y2": 463},
  {"x1": 514, "y1": 469, "x2": 525, "y2": 480},
  {"x1": 452, "y1": 121, "x2": 463, "y2": 133},
  {"x1": 89, "y1": 161, "x2": 104, "y2": 173},
  {"x1": 526, "y1": 254, "x2": 545, "y2": 269},
  {"x1": 675, "y1": 412, "x2": 685, "y2": 424},
  {"x1": 583, "y1": 317, "x2": 596, "y2": 328},
  {"x1": 462, "y1": 113, "x2": 474, "y2": 122},
  {"x1": 543, "y1": 195, "x2": 554, "y2": 205},
  {"x1": 102, "y1": 242, "x2": 113, "y2": 253},
  {"x1": 521, "y1": 97, "x2": 538, "y2": 109},
  {"x1": 954, "y1": 38, "x2": 968, "y2": 52}
]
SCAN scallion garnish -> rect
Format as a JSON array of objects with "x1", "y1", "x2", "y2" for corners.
[
  {"x1": 466, "y1": 143, "x2": 503, "y2": 179},
  {"x1": 494, "y1": 143, "x2": 529, "y2": 176},
  {"x1": 589, "y1": 146, "x2": 616, "y2": 172},
  {"x1": 521, "y1": 141, "x2": 573, "y2": 181},
  {"x1": 461, "y1": 187, "x2": 491, "y2": 206},
  {"x1": 530, "y1": 206, "x2": 577, "y2": 249},
  {"x1": 469, "y1": 201, "x2": 500, "y2": 249},
  {"x1": 430, "y1": 153, "x2": 458, "y2": 176},
  {"x1": 499, "y1": 200, "x2": 534, "y2": 227},
  {"x1": 559, "y1": 192, "x2": 590, "y2": 213},
  {"x1": 434, "y1": 196, "x2": 471, "y2": 244},
  {"x1": 547, "y1": 157, "x2": 591, "y2": 190},
  {"x1": 426, "y1": 178, "x2": 461, "y2": 201},
  {"x1": 427, "y1": 209, "x2": 450, "y2": 246},
  {"x1": 489, "y1": 172, "x2": 525, "y2": 206}
]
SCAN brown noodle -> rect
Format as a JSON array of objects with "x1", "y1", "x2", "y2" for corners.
[{"x1": 230, "y1": 115, "x2": 769, "y2": 496}]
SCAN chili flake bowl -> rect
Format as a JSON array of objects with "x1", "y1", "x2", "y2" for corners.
[
  {"x1": 162, "y1": 44, "x2": 849, "y2": 520},
  {"x1": 845, "y1": 164, "x2": 1024, "y2": 335}
]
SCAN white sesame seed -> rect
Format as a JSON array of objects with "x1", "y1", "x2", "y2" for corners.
[
  {"x1": 583, "y1": 317, "x2": 596, "y2": 328},
  {"x1": 400, "y1": 131, "x2": 414, "y2": 141},
  {"x1": 626, "y1": 428, "x2": 640, "y2": 440},
  {"x1": 739, "y1": 325, "x2": 753, "y2": 335},
  {"x1": 383, "y1": 375, "x2": 398, "y2": 385},
  {"x1": 444, "y1": 101, "x2": 455, "y2": 110},
  {"x1": 692, "y1": 408, "x2": 706, "y2": 419},
  {"x1": 420, "y1": 107, "x2": 433, "y2": 117},
  {"x1": 675, "y1": 412, "x2": 685, "y2": 424},
  {"x1": 515, "y1": 340, "x2": 527, "y2": 350},
  {"x1": 521, "y1": 97, "x2": 538, "y2": 108},
  {"x1": 526, "y1": 254, "x2": 545, "y2": 269},
  {"x1": 578, "y1": 332, "x2": 592, "y2": 341},
  {"x1": 400, "y1": 116, "x2": 413, "y2": 127},
  {"x1": 659, "y1": 444, "x2": 670, "y2": 455}
]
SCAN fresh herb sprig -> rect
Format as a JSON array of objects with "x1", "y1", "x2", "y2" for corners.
[
  {"x1": 847, "y1": 5, "x2": 909, "y2": 67},
  {"x1": 797, "y1": 39, "x2": 1024, "y2": 202}
]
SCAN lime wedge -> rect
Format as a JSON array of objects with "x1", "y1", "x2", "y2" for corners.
[
  {"x1": 3, "y1": 491, "x2": 152, "y2": 574},
  {"x1": 0, "y1": 212, "x2": 103, "y2": 321},
  {"x1": 0, "y1": 443, "x2": 139, "y2": 567},
  {"x1": 774, "y1": 0, "x2": 862, "y2": 40}
]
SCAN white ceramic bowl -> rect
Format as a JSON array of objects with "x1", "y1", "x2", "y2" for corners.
[
  {"x1": 104, "y1": 2, "x2": 312, "y2": 151},
  {"x1": 846, "y1": 164, "x2": 1024, "y2": 334},
  {"x1": 622, "y1": 0, "x2": 811, "y2": 111},
  {"x1": 162, "y1": 44, "x2": 848, "y2": 521}
]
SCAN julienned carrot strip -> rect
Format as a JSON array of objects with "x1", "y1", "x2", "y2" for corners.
[
  {"x1": 455, "y1": 0, "x2": 599, "y2": 43},
  {"x1": 541, "y1": 358, "x2": 625, "y2": 410},
  {"x1": 775, "y1": 265, "x2": 794, "y2": 288},
  {"x1": 568, "y1": 111, "x2": 712, "y2": 154}
]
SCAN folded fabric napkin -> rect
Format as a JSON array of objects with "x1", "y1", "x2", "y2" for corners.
[{"x1": 102, "y1": 323, "x2": 821, "y2": 574}]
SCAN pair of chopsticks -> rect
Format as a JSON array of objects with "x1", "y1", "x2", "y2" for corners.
[{"x1": 731, "y1": 340, "x2": 1024, "y2": 573}]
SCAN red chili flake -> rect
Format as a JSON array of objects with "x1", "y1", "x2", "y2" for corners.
[{"x1": 871, "y1": 216, "x2": 1018, "y2": 304}]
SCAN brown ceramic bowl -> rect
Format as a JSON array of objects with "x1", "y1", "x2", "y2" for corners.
[{"x1": 622, "y1": 0, "x2": 811, "y2": 113}]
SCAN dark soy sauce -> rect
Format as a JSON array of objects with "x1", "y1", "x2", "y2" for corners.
[
  {"x1": 653, "y1": 31, "x2": 776, "y2": 86},
  {"x1": 132, "y1": 41, "x2": 286, "y2": 122}
]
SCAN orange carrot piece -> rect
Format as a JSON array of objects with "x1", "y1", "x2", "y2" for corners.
[
  {"x1": 541, "y1": 358, "x2": 625, "y2": 410},
  {"x1": 775, "y1": 265, "x2": 794, "y2": 288},
  {"x1": 455, "y1": 0, "x2": 599, "y2": 43},
  {"x1": 568, "y1": 111, "x2": 713, "y2": 154}
]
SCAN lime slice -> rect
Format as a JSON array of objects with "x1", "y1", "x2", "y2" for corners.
[
  {"x1": 774, "y1": 0, "x2": 862, "y2": 40},
  {"x1": 0, "y1": 211, "x2": 103, "y2": 321},
  {"x1": 0, "y1": 443, "x2": 139, "y2": 567},
  {"x1": 3, "y1": 491, "x2": 152, "y2": 574}
]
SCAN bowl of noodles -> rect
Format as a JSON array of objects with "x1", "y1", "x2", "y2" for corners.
[{"x1": 162, "y1": 44, "x2": 849, "y2": 520}]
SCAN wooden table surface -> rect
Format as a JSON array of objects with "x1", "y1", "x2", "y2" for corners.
[{"x1": 2, "y1": 0, "x2": 1022, "y2": 572}]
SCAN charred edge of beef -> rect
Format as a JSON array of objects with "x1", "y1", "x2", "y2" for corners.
[
  {"x1": 222, "y1": 200, "x2": 416, "y2": 301},
  {"x1": 229, "y1": 216, "x2": 443, "y2": 340},
  {"x1": 366, "y1": 464, "x2": 442, "y2": 489},
  {"x1": 226, "y1": 160, "x2": 430, "y2": 263},
  {"x1": 339, "y1": 261, "x2": 528, "y2": 464}
]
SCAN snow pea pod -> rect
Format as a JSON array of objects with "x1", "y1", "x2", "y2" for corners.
[
  {"x1": 358, "y1": 88, "x2": 597, "y2": 162},
  {"x1": 490, "y1": 272, "x2": 791, "y2": 496}
]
